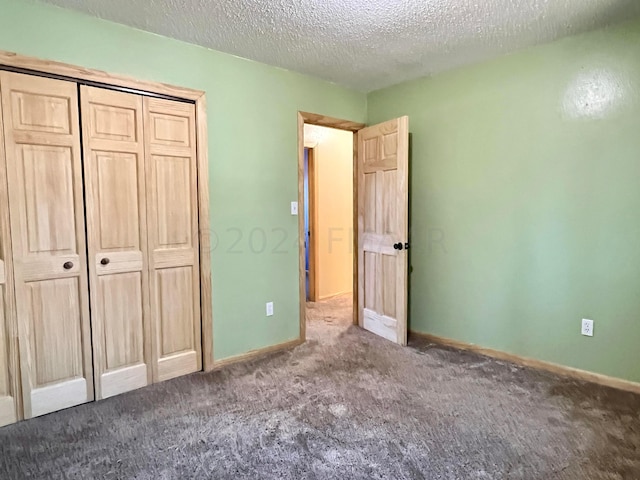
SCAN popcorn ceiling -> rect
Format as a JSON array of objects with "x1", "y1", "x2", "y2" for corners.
[{"x1": 41, "y1": 0, "x2": 640, "y2": 91}]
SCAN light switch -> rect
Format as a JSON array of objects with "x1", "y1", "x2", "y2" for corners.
[{"x1": 291, "y1": 201, "x2": 298, "y2": 215}]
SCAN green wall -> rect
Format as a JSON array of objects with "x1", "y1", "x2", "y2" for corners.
[
  {"x1": 3, "y1": 0, "x2": 639, "y2": 384},
  {"x1": 0, "y1": 0, "x2": 366, "y2": 361},
  {"x1": 369, "y1": 19, "x2": 640, "y2": 382}
]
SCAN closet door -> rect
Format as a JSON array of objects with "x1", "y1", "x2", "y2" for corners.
[
  {"x1": 0, "y1": 72, "x2": 93, "y2": 418},
  {"x1": 81, "y1": 86, "x2": 151, "y2": 399},
  {"x1": 0, "y1": 81, "x2": 20, "y2": 426},
  {"x1": 144, "y1": 98, "x2": 201, "y2": 382},
  {"x1": 0, "y1": 259, "x2": 18, "y2": 426}
]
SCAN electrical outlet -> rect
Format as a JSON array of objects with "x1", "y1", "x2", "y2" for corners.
[
  {"x1": 581, "y1": 319, "x2": 594, "y2": 337},
  {"x1": 266, "y1": 302, "x2": 274, "y2": 317}
]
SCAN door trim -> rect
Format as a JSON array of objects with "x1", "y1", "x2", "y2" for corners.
[
  {"x1": 0, "y1": 51, "x2": 203, "y2": 101},
  {"x1": 0, "y1": 83, "x2": 21, "y2": 423},
  {"x1": 297, "y1": 112, "x2": 365, "y2": 341},
  {"x1": 196, "y1": 97, "x2": 213, "y2": 372},
  {"x1": 0, "y1": 50, "x2": 214, "y2": 372}
]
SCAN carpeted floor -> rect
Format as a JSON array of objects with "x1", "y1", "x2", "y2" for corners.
[{"x1": 1, "y1": 294, "x2": 639, "y2": 479}]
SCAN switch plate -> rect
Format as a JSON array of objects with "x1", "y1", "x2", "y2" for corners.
[
  {"x1": 290, "y1": 202, "x2": 298, "y2": 215},
  {"x1": 581, "y1": 319, "x2": 594, "y2": 337},
  {"x1": 266, "y1": 302, "x2": 274, "y2": 317}
]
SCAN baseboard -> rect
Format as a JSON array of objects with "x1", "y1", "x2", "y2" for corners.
[
  {"x1": 317, "y1": 291, "x2": 352, "y2": 301},
  {"x1": 410, "y1": 330, "x2": 640, "y2": 395},
  {"x1": 211, "y1": 338, "x2": 304, "y2": 371}
]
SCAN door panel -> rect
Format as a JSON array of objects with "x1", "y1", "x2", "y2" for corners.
[
  {"x1": 357, "y1": 117, "x2": 409, "y2": 345},
  {"x1": 95, "y1": 152, "x2": 139, "y2": 249},
  {"x1": 9, "y1": 90, "x2": 71, "y2": 135},
  {"x1": 0, "y1": 72, "x2": 93, "y2": 418},
  {"x1": 155, "y1": 155, "x2": 192, "y2": 245},
  {"x1": 144, "y1": 98, "x2": 201, "y2": 382},
  {"x1": 99, "y1": 272, "x2": 144, "y2": 371},
  {"x1": 81, "y1": 86, "x2": 151, "y2": 400},
  {"x1": 158, "y1": 267, "x2": 195, "y2": 355},
  {"x1": 22, "y1": 145, "x2": 77, "y2": 253},
  {"x1": 28, "y1": 278, "x2": 83, "y2": 385}
]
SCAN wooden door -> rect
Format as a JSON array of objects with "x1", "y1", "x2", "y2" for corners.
[
  {"x1": 357, "y1": 117, "x2": 409, "y2": 345},
  {"x1": 81, "y1": 86, "x2": 151, "y2": 399},
  {"x1": 0, "y1": 81, "x2": 20, "y2": 426},
  {"x1": 144, "y1": 98, "x2": 201, "y2": 382},
  {"x1": 0, "y1": 72, "x2": 93, "y2": 418}
]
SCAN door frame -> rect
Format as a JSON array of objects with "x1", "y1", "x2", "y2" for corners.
[
  {"x1": 297, "y1": 112, "x2": 365, "y2": 341},
  {"x1": 0, "y1": 78, "x2": 21, "y2": 424},
  {"x1": 0, "y1": 50, "x2": 215, "y2": 373}
]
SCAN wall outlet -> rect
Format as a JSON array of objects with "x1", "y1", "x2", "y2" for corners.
[
  {"x1": 581, "y1": 319, "x2": 594, "y2": 337},
  {"x1": 266, "y1": 302, "x2": 274, "y2": 317}
]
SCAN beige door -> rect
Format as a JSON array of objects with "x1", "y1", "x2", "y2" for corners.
[
  {"x1": 144, "y1": 98, "x2": 201, "y2": 382},
  {"x1": 0, "y1": 87, "x2": 20, "y2": 426},
  {"x1": 357, "y1": 117, "x2": 410, "y2": 345},
  {"x1": 81, "y1": 86, "x2": 152, "y2": 399},
  {"x1": 0, "y1": 72, "x2": 93, "y2": 418}
]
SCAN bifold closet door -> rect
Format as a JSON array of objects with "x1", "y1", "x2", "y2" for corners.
[
  {"x1": 144, "y1": 98, "x2": 201, "y2": 382},
  {"x1": 0, "y1": 254, "x2": 18, "y2": 426},
  {"x1": 80, "y1": 86, "x2": 152, "y2": 399},
  {"x1": 0, "y1": 83, "x2": 20, "y2": 427},
  {"x1": 0, "y1": 72, "x2": 93, "y2": 418}
]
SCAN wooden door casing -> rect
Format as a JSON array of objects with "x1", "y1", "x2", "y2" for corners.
[
  {"x1": 144, "y1": 97, "x2": 201, "y2": 382},
  {"x1": 0, "y1": 71, "x2": 94, "y2": 418},
  {"x1": 81, "y1": 86, "x2": 152, "y2": 400},
  {"x1": 0, "y1": 78, "x2": 20, "y2": 426},
  {"x1": 357, "y1": 117, "x2": 409, "y2": 345}
]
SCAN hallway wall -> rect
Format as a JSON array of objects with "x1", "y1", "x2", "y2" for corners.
[{"x1": 306, "y1": 126, "x2": 354, "y2": 300}]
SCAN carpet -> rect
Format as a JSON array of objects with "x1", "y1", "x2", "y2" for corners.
[{"x1": 1, "y1": 294, "x2": 639, "y2": 479}]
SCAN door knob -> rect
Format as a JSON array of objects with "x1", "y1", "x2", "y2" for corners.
[
  {"x1": 100, "y1": 258, "x2": 110, "y2": 266},
  {"x1": 63, "y1": 261, "x2": 73, "y2": 270},
  {"x1": 393, "y1": 242, "x2": 404, "y2": 250}
]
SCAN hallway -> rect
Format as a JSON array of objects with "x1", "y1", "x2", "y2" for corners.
[{"x1": 306, "y1": 293, "x2": 353, "y2": 340}]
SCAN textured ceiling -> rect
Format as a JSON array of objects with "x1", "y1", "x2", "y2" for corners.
[{"x1": 39, "y1": 0, "x2": 640, "y2": 92}]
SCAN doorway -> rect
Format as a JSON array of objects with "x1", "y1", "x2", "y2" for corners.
[
  {"x1": 303, "y1": 126, "x2": 354, "y2": 304},
  {"x1": 302, "y1": 124, "x2": 354, "y2": 343},
  {"x1": 298, "y1": 113, "x2": 364, "y2": 341},
  {"x1": 297, "y1": 111, "x2": 410, "y2": 346}
]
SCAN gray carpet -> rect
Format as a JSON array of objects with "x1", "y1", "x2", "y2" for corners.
[{"x1": 1, "y1": 294, "x2": 639, "y2": 479}]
